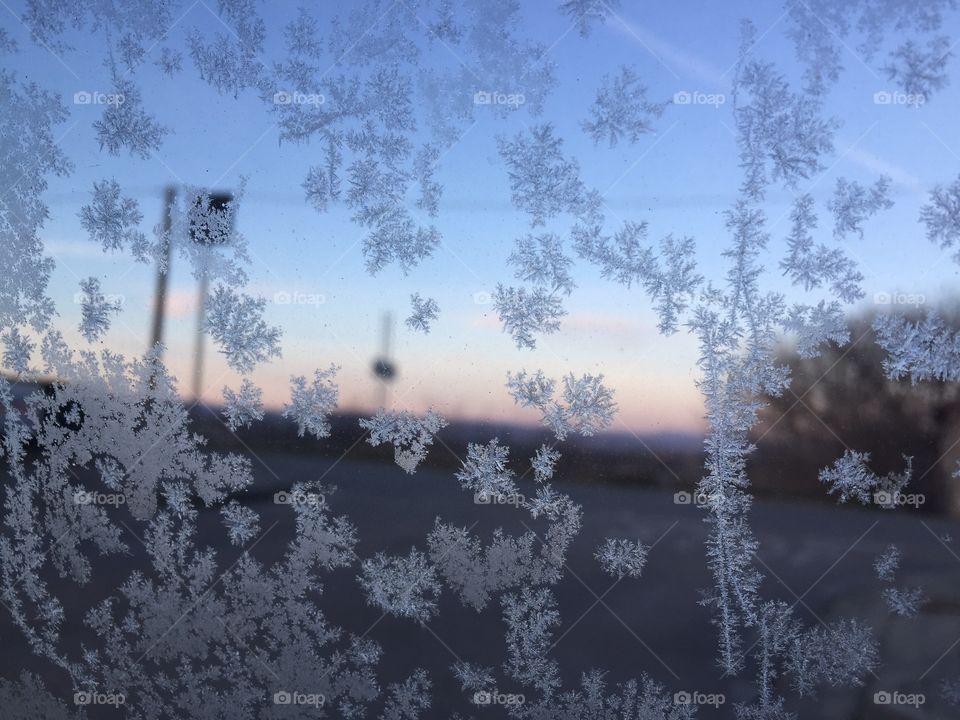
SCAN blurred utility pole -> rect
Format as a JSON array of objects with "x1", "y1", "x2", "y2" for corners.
[
  {"x1": 147, "y1": 186, "x2": 234, "y2": 402},
  {"x1": 149, "y1": 186, "x2": 177, "y2": 356},
  {"x1": 190, "y1": 191, "x2": 234, "y2": 401},
  {"x1": 372, "y1": 312, "x2": 397, "y2": 409}
]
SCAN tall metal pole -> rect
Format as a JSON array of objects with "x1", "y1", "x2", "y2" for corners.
[
  {"x1": 192, "y1": 269, "x2": 208, "y2": 401},
  {"x1": 378, "y1": 312, "x2": 391, "y2": 409},
  {"x1": 372, "y1": 312, "x2": 396, "y2": 409},
  {"x1": 149, "y1": 186, "x2": 177, "y2": 356}
]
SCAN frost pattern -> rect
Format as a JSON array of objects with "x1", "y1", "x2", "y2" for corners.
[
  {"x1": 492, "y1": 284, "x2": 565, "y2": 350},
  {"x1": 532, "y1": 444, "x2": 560, "y2": 483},
  {"x1": 282, "y1": 365, "x2": 339, "y2": 439},
  {"x1": 574, "y1": 221, "x2": 701, "y2": 334},
  {"x1": 203, "y1": 286, "x2": 282, "y2": 373},
  {"x1": 220, "y1": 499, "x2": 260, "y2": 545},
  {"x1": 560, "y1": 0, "x2": 621, "y2": 36},
  {"x1": 874, "y1": 544, "x2": 925, "y2": 618},
  {"x1": 405, "y1": 293, "x2": 439, "y2": 334},
  {"x1": 359, "y1": 408, "x2": 448, "y2": 474},
  {"x1": 187, "y1": 0, "x2": 266, "y2": 97},
  {"x1": 734, "y1": 23, "x2": 837, "y2": 200},
  {"x1": 455, "y1": 439, "x2": 517, "y2": 500},
  {"x1": 818, "y1": 450, "x2": 912, "y2": 506},
  {"x1": 873, "y1": 311, "x2": 960, "y2": 383},
  {"x1": 827, "y1": 176, "x2": 893, "y2": 240},
  {"x1": 92, "y1": 71, "x2": 168, "y2": 158},
  {"x1": 920, "y1": 174, "x2": 960, "y2": 263},
  {"x1": 502, "y1": 587, "x2": 561, "y2": 694},
  {"x1": 221, "y1": 379, "x2": 264, "y2": 431},
  {"x1": 783, "y1": 301, "x2": 849, "y2": 358},
  {"x1": 451, "y1": 661, "x2": 493, "y2": 691},
  {"x1": 2, "y1": 327, "x2": 34, "y2": 375},
  {"x1": 360, "y1": 549, "x2": 441, "y2": 622},
  {"x1": 882, "y1": 587, "x2": 926, "y2": 617},
  {"x1": 874, "y1": 545, "x2": 900, "y2": 582},
  {"x1": 595, "y1": 538, "x2": 648, "y2": 579},
  {"x1": 2, "y1": 1, "x2": 955, "y2": 715},
  {"x1": 77, "y1": 277, "x2": 120, "y2": 343},
  {"x1": 497, "y1": 124, "x2": 585, "y2": 227},
  {"x1": 0, "y1": 71, "x2": 71, "y2": 332},
  {"x1": 506, "y1": 370, "x2": 617, "y2": 440},
  {"x1": 780, "y1": 194, "x2": 863, "y2": 303},
  {"x1": 155, "y1": 47, "x2": 183, "y2": 76},
  {"x1": 508, "y1": 233, "x2": 576, "y2": 296},
  {"x1": 582, "y1": 65, "x2": 665, "y2": 147},
  {"x1": 79, "y1": 180, "x2": 150, "y2": 261},
  {"x1": 882, "y1": 36, "x2": 952, "y2": 98}
]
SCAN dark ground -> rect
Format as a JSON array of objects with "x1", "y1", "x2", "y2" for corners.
[{"x1": 4, "y1": 437, "x2": 960, "y2": 719}]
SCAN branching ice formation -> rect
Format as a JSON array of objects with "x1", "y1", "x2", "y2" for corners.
[
  {"x1": 506, "y1": 370, "x2": 617, "y2": 440},
  {"x1": 283, "y1": 365, "x2": 340, "y2": 439},
  {"x1": 405, "y1": 293, "x2": 440, "y2": 334},
  {"x1": 582, "y1": 65, "x2": 665, "y2": 147},
  {"x1": 221, "y1": 379, "x2": 264, "y2": 431},
  {"x1": 1, "y1": 2, "x2": 958, "y2": 717},
  {"x1": 359, "y1": 408, "x2": 448, "y2": 474}
]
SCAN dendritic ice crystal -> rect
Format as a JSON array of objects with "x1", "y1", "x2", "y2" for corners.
[{"x1": 1, "y1": 1, "x2": 959, "y2": 718}]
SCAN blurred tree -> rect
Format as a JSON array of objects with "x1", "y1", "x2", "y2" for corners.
[{"x1": 752, "y1": 304, "x2": 960, "y2": 513}]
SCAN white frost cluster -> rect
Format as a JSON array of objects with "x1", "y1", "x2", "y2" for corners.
[
  {"x1": 873, "y1": 311, "x2": 960, "y2": 383},
  {"x1": 531, "y1": 444, "x2": 560, "y2": 483},
  {"x1": 405, "y1": 293, "x2": 440, "y2": 334},
  {"x1": 827, "y1": 176, "x2": 893, "y2": 240},
  {"x1": 595, "y1": 538, "x2": 648, "y2": 579},
  {"x1": 920, "y1": 174, "x2": 960, "y2": 263},
  {"x1": 873, "y1": 545, "x2": 901, "y2": 582},
  {"x1": 359, "y1": 408, "x2": 448, "y2": 474},
  {"x1": 882, "y1": 587, "x2": 926, "y2": 618},
  {"x1": 359, "y1": 549, "x2": 441, "y2": 622},
  {"x1": 221, "y1": 379, "x2": 264, "y2": 431},
  {"x1": 882, "y1": 36, "x2": 952, "y2": 98},
  {"x1": 79, "y1": 179, "x2": 150, "y2": 261},
  {"x1": 559, "y1": 0, "x2": 621, "y2": 36},
  {"x1": 496, "y1": 124, "x2": 585, "y2": 227},
  {"x1": 204, "y1": 286, "x2": 282, "y2": 373},
  {"x1": 2, "y1": 328, "x2": 34, "y2": 375},
  {"x1": 874, "y1": 544, "x2": 925, "y2": 618},
  {"x1": 77, "y1": 277, "x2": 121, "y2": 343},
  {"x1": 582, "y1": 65, "x2": 664, "y2": 147},
  {"x1": 282, "y1": 365, "x2": 339, "y2": 439},
  {"x1": 780, "y1": 194, "x2": 864, "y2": 303},
  {"x1": 818, "y1": 450, "x2": 912, "y2": 506},
  {"x1": 506, "y1": 370, "x2": 617, "y2": 439}
]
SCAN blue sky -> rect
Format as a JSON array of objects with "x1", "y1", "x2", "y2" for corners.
[{"x1": 4, "y1": 0, "x2": 959, "y2": 433}]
